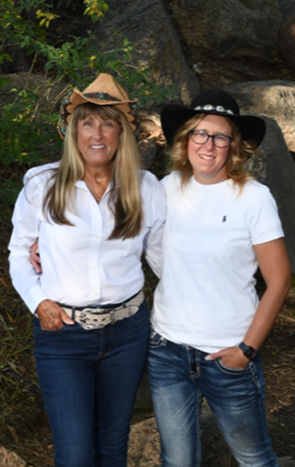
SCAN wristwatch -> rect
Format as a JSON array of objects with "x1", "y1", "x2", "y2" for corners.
[{"x1": 238, "y1": 342, "x2": 258, "y2": 361}]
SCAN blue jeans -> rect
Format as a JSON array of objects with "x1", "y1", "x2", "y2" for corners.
[
  {"x1": 148, "y1": 330, "x2": 279, "y2": 467},
  {"x1": 33, "y1": 300, "x2": 149, "y2": 467}
]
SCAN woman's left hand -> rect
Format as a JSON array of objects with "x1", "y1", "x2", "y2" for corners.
[
  {"x1": 205, "y1": 346, "x2": 249, "y2": 369},
  {"x1": 30, "y1": 240, "x2": 42, "y2": 273}
]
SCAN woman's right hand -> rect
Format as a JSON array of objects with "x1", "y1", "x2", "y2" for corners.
[
  {"x1": 30, "y1": 240, "x2": 42, "y2": 273},
  {"x1": 36, "y1": 300, "x2": 75, "y2": 330}
]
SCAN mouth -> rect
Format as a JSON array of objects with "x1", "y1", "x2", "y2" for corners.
[
  {"x1": 199, "y1": 154, "x2": 215, "y2": 160},
  {"x1": 91, "y1": 144, "x2": 105, "y2": 150}
]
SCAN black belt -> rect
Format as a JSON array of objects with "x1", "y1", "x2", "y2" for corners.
[{"x1": 57, "y1": 290, "x2": 141, "y2": 312}]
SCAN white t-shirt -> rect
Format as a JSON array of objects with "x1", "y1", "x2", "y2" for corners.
[
  {"x1": 9, "y1": 162, "x2": 166, "y2": 314},
  {"x1": 151, "y1": 172, "x2": 284, "y2": 353}
]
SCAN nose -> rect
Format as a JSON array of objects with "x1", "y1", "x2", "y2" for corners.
[
  {"x1": 203, "y1": 135, "x2": 214, "y2": 149},
  {"x1": 93, "y1": 122, "x2": 103, "y2": 139}
]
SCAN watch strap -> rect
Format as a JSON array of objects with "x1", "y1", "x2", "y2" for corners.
[{"x1": 238, "y1": 341, "x2": 258, "y2": 361}]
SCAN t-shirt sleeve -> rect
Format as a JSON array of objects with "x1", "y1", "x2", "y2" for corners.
[
  {"x1": 246, "y1": 188, "x2": 284, "y2": 245},
  {"x1": 142, "y1": 173, "x2": 167, "y2": 278}
]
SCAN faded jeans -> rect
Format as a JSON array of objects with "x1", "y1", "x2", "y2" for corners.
[{"x1": 148, "y1": 329, "x2": 279, "y2": 467}]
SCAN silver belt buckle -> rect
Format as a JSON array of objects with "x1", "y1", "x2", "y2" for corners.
[{"x1": 83, "y1": 307, "x2": 109, "y2": 314}]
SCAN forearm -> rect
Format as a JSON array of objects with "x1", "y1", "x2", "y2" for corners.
[
  {"x1": 207, "y1": 238, "x2": 291, "y2": 368},
  {"x1": 243, "y1": 278, "x2": 291, "y2": 350},
  {"x1": 244, "y1": 238, "x2": 292, "y2": 350},
  {"x1": 206, "y1": 281, "x2": 290, "y2": 368}
]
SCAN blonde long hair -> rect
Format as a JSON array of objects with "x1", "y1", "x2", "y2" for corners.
[
  {"x1": 43, "y1": 103, "x2": 143, "y2": 239},
  {"x1": 168, "y1": 114, "x2": 256, "y2": 189}
]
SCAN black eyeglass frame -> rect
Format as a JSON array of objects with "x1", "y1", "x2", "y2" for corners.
[{"x1": 189, "y1": 130, "x2": 233, "y2": 148}]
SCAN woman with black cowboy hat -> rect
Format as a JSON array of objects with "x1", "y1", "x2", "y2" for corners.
[
  {"x1": 8, "y1": 73, "x2": 166, "y2": 467},
  {"x1": 148, "y1": 88, "x2": 291, "y2": 467}
]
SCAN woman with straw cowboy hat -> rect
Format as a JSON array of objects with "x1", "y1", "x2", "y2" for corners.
[
  {"x1": 8, "y1": 73, "x2": 166, "y2": 467},
  {"x1": 148, "y1": 88, "x2": 291, "y2": 467}
]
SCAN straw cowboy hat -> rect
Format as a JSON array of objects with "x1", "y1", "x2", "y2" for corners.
[
  {"x1": 161, "y1": 88, "x2": 266, "y2": 147},
  {"x1": 58, "y1": 73, "x2": 137, "y2": 137}
]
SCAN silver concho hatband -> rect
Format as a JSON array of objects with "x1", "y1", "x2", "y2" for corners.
[{"x1": 194, "y1": 104, "x2": 234, "y2": 115}]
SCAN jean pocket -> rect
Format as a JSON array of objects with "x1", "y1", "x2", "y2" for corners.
[
  {"x1": 33, "y1": 318, "x2": 68, "y2": 334},
  {"x1": 216, "y1": 358, "x2": 251, "y2": 375},
  {"x1": 149, "y1": 329, "x2": 167, "y2": 348}
]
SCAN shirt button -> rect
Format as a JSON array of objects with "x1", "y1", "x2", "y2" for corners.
[
  {"x1": 94, "y1": 292, "x2": 98, "y2": 296},
  {"x1": 92, "y1": 262, "x2": 96, "y2": 266},
  {"x1": 96, "y1": 235, "x2": 100, "y2": 239}
]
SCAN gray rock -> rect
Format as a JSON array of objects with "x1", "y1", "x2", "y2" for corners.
[
  {"x1": 225, "y1": 80, "x2": 295, "y2": 152},
  {"x1": 278, "y1": 0, "x2": 295, "y2": 18},
  {"x1": 92, "y1": 0, "x2": 200, "y2": 106},
  {"x1": 139, "y1": 139, "x2": 158, "y2": 169},
  {"x1": 165, "y1": 0, "x2": 281, "y2": 62},
  {"x1": 279, "y1": 14, "x2": 295, "y2": 69},
  {"x1": 244, "y1": 115, "x2": 295, "y2": 274}
]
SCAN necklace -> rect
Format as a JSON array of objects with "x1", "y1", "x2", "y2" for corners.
[
  {"x1": 89, "y1": 189, "x2": 103, "y2": 203},
  {"x1": 87, "y1": 186, "x2": 105, "y2": 203}
]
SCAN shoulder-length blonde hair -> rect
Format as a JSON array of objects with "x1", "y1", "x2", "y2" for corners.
[
  {"x1": 168, "y1": 113, "x2": 256, "y2": 189},
  {"x1": 43, "y1": 103, "x2": 143, "y2": 240}
]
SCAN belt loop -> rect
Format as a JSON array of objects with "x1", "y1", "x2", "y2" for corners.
[
  {"x1": 71, "y1": 307, "x2": 76, "y2": 320},
  {"x1": 110, "y1": 310, "x2": 115, "y2": 324}
]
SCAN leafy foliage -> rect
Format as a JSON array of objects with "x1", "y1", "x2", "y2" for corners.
[{"x1": 0, "y1": 0, "x2": 175, "y2": 212}]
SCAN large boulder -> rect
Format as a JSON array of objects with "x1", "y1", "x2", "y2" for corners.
[
  {"x1": 279, "y1": 14, "x2": 295, "y2": 69},
  {"x1": 225, "y1": 80, "x2": 295, "y2": 152},
  {"x1": 164, "y1": 0, "x2": 281, "y2": 62},
  {"x1": 244, "y1": 115, "x2": 295, "y2": 274},
  {"x1": 92, "y1": 0, "x2": 200, "y2": 106},
  {"x1": 278, "y1": 0, "x2": 295, "y2": 18}
]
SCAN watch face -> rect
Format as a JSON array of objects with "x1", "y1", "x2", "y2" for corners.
[{"x1": 244, "y1": 346, "x2": 258, "y2": 360}]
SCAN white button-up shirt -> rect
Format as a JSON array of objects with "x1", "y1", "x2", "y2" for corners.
[{"x1": 8, "y1": 163, "x2": 166, "y2": 313}]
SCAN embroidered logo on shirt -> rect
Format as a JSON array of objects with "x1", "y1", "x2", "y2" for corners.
[{"x1": 222, "y1": 216, "x2": 227, "y2": 223}]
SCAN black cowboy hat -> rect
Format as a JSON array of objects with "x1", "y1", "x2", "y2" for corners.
[{"x1": 161, "y1": 88, "x2": 266, "y2": 147}]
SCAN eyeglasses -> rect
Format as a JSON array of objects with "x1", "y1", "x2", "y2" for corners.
[{"x1": 189, "y1": 130, "x2": 233, "y2": 148}]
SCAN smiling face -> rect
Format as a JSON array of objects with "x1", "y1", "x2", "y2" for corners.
[
  {"x1": 77, "y1": 113, "x2": 122, "y2": 172},
  {"x1": 187, "y1": 114, "x2": 233, "y2": 185}
]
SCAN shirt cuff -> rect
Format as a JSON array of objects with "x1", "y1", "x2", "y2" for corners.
[{"x1": 24, "y1": 285, "x2": 49, "y2": 314}]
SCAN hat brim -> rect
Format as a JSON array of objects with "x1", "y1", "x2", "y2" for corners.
[{"x1": 161, "y1": 104, "x2": 266, "y2": 147}]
